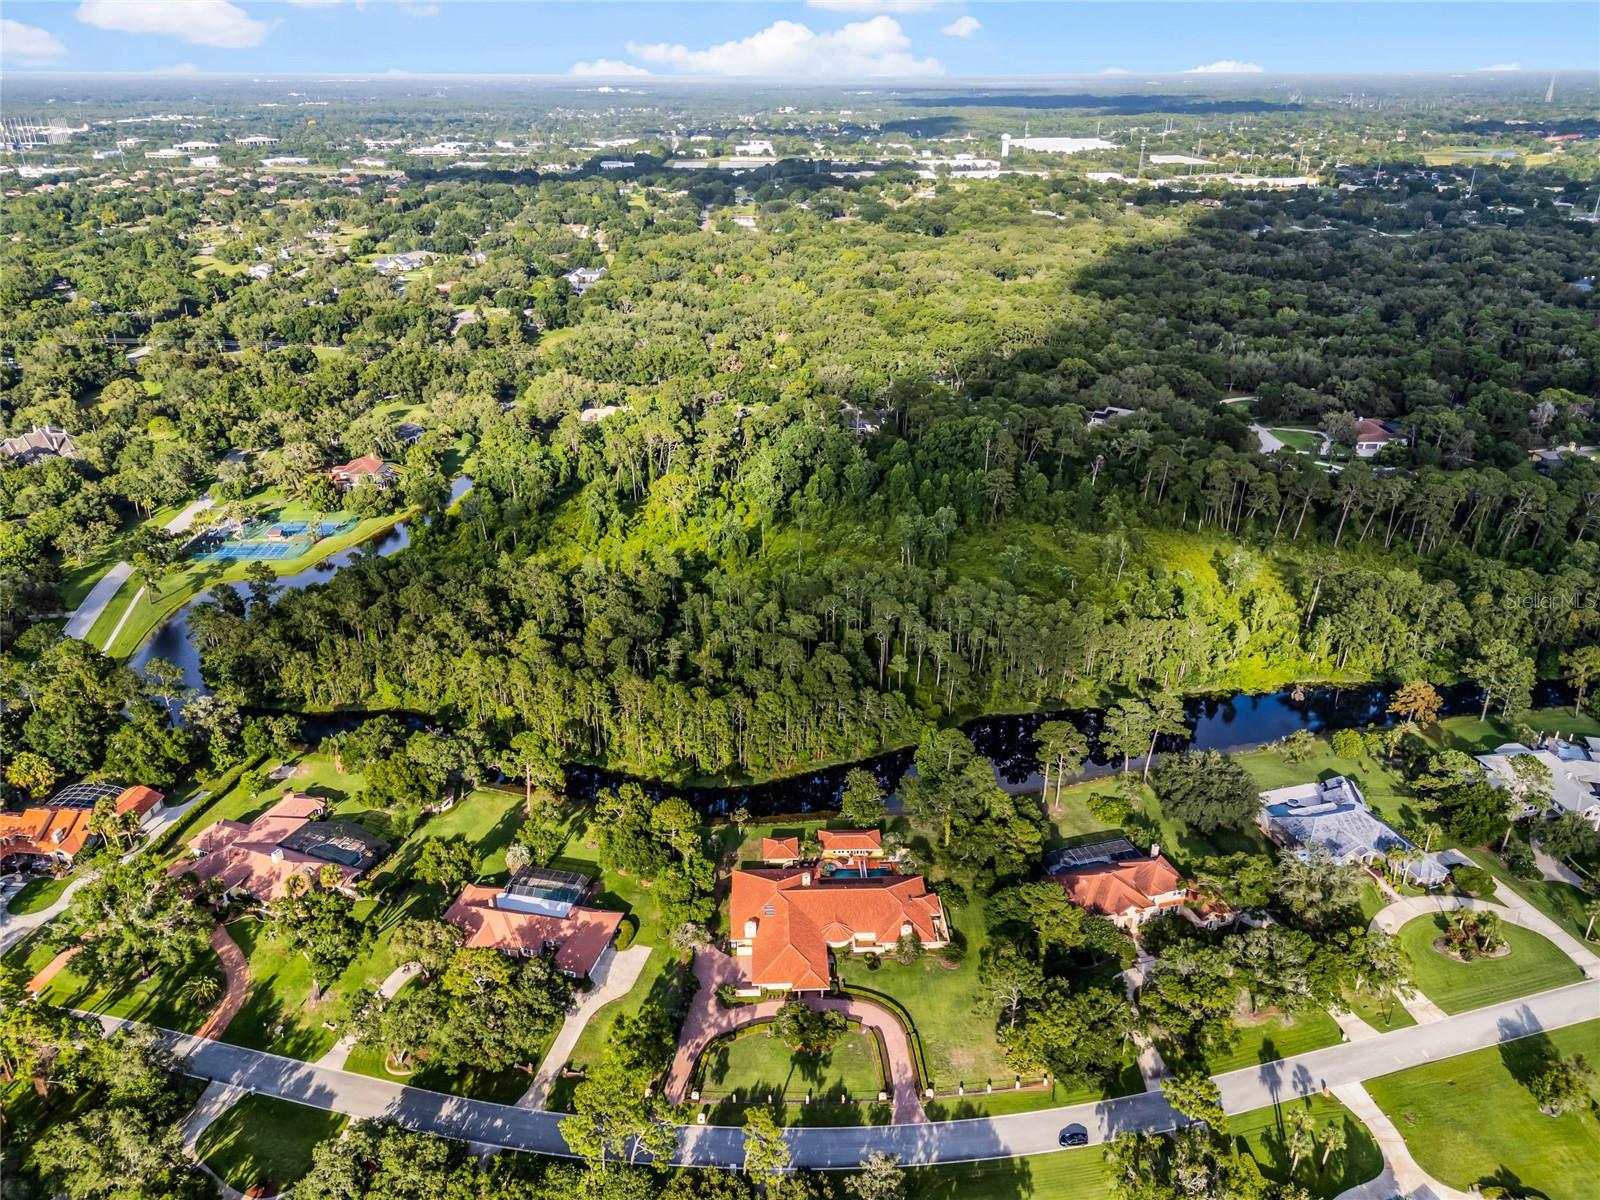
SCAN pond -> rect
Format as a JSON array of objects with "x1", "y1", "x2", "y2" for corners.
[{"x1": 130, "y1": 475, "x2": 472, "y2": 692}]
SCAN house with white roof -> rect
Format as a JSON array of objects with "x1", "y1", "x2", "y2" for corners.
[
  {"x1": 1259, "y1": 775, "x2": 1451, "y2": 887},
  {"x1": 1475, "y1": 737, "x2": 1600, "y2": 829}
]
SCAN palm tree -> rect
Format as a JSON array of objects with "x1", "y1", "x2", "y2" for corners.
[
  {"x1": 1319, "y1": 1121, "x2": 1347, "y2": 1167},
  {"x1": 1584, "y1": 898, "x2": 1600, "y2": 942},
  {"x1": 1419, "y1": 822, "x2": 1443, "y2": 853},
  {"x1": 1286, "y1": 1107, "x2": 1317, "y2": 1173},
  {"x1": 184, "y1": 974, "x2": 222, "y2": 1007}
]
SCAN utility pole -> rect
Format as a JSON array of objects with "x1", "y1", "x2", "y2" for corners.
[{"x1": 1138, "y1": 133, "x2": 1146, "y2": 179}]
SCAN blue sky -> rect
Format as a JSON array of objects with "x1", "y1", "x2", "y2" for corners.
[{"x1": 2, "y1": 2, "x2": 1596, "y2": 77}]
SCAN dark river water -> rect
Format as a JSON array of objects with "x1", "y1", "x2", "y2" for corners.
[{"x1": 130, "y1": 472, "x2": 1569, "y2": 819}]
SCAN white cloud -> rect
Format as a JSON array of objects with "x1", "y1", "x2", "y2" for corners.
[
  {"x1": 150, "y1": 61, "x2": 203, "y2": 74},
  {"x1": 570, "y1": 59, "x2": 650, "y2": 77},
  {"x1": 397, "y1": 2, "x2": 438, "y2": 15},
  {"x1": 77, "y1": 0, "x2": 273, "y2": 49},
  {"x1": 1, "y1": 18, "x2": 69, "y2": 65},
  {"x1": 1475, "y1": 63, "x2": 1522, "y2": 72},
  {"x1": 285, "y1": 0, "x2": 347, "y2": 7},
  {"x1": 1185, "y1": 60, "x2": 1264, "y2": 74},
  {"x1": 630, "y1": 17, "x2": 942, "y2": 78},
  {"x1": 1100, "y1": 67, "x2": 1130, "y2": 75},
  {"x1": 941, "y1": 15, "x2": 980, "y2": 38},
  {"x1": 807, "y1": 1, "x2": 943, "y2": 11}
]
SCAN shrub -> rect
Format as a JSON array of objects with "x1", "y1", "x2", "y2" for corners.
[
  {"x1": 1330, "y1": 728, "x2": 1365, "y2": 759},
  {"x1": 1501, "y1": 839, "x2": 1539, "y2": 880},
  {"x1": 715, "y1": 982, "x2": 738, "y2": 1008},
  {"x1": 1451, "y1": 865, "x2": 1495, "y2": 898},
  {"x1": 614, "y1": 914, "x2": 638, "y2": 951}
]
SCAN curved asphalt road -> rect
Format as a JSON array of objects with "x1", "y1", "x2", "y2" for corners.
[{"x1": 89, "y1": 977, "x2": 1598, "y2": 1169}]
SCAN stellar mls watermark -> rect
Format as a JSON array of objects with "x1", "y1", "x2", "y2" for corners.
[{"x1": 1497, "y1": 591, "x2": 1599, "y2": 611}]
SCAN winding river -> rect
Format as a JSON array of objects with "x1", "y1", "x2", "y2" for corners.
[{"x1": 129, "y1": 472, "x2": 1571, "y2": 819}]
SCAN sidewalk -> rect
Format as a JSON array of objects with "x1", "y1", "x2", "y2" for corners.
[{"x1": 1330, "y1": 1082, "x2": 1476, "y2": 1200}]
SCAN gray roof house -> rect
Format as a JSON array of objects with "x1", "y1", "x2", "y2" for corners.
[
  {"x1": 1475, "y1": 738, "x2": 1600, "y2": 829},
  {"x1": 1258, "y1": 775, "x2": 1450, "y2": 888},
  {"x1": 0, "y1": 425, "x2": 80, "y2": 466}
]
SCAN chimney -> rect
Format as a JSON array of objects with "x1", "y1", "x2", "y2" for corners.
[
  {"x1": 1149, "y1": 843, "x2": 1160, "y2": 858},
  {"x1": 271, "y1": 847, "x2": 284, "y2": 861},
  {"x1": 900, "y1": 922, "x2": 912, "y2": 938},
  {"x1": 801, "y1": 871, "x2": 812, "y2": 887},
  {"x1": 743, "y1": 919, "x2": 758, "y2": 939}
]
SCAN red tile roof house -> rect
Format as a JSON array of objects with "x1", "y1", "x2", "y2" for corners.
[
  {"x1": 327, "y1": 454, "x2": 398, "y2": 492},
  {"x1": 114, "y1": 785, "x2": 165, "y2": 821},
  {"x1": 444, "y1": 884, "x2": 622, "y2": 979},
  {"x1": 728, "y1": 868, "x2": 949, "y2": 995},
  {"x1": 0, "y1": 807, "x2": 96, "y2": 871},
  {"x1": 817, "y1": 828, "x2": 887, "y2": 860},
  {"x1": 1353, "y1": 419, "x2": 1402, "y2": 458},
  {"x1": 760, "y1": 836, "x2": 802, "y2": 865},
  {"x1": 1049, "y1": 849, "x2": 1223, "y2": 932},
  {"x1": 170, "y1": 793, "x2": 365, "y2": 905}
]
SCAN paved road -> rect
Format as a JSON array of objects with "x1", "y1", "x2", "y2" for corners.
[
  {"x1": 61, "y1": 496, "x2": 215, "y2": 642},
  {"x1": 88, "y1": 977, "x2": 1599, "y2": 1169}
]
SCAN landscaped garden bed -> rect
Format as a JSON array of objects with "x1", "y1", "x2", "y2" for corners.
[{"x1": 1396, "y1": 913, "x2": 1583, "y2": 1015}]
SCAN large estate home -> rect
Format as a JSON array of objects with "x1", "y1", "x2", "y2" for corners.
[
  {"x1": 728, "y1": 829, "x2": 948, "y2": 994},
  {"x1": 1044, "y1": 837, "x2": 1228, "y2": 930},
  {"x1": 0, "y1": 424, "x2": 80, "y2": 465},
  {"x1": 1475, "y1": 736, "x2": 1600, "y2": 829},
  {"x1": 328, "y1": 454, "x2": 398, "y2": 491},
  {"x1": 0, "y1": 782, "x2": 165, "y2": 872},
  {"x1": 443, "y1": 866, "x2": 622, "y2": 979},
  {"x1": 1258, "y1": 775, "x2": 1450, "y2": 887},
  {"x1": 173, "y1": 792, "x2": 385, "y2": 904}
]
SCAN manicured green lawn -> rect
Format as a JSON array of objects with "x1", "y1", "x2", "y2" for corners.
[
  {"x1": 1368, "y1": 1020, "x2": 1600, "y2": 1200},
  {"x1": 5, "y1": 875, "x2": 72, "y2": 915},
  {"x1": 195, "y1": 1094, "x2": 346, "y2": 1195},
  {"x1": 1468, "y1": 846, "x2": 1600, "y2": 947},
  {"x1": 1206, "y1": 1007, "x2": 1346, "y2": 1074},
  {"x1": 697, "y1": 1025, "x2": 884, "y2": 1103},
  {"x1": 1045, "y1": 772, "x2": 1276, "y2": 874},
  {"x1": 20, "y1": 937, "x2": 224, "y2": 1034},
  {"x1": 1396, "y1": 914, "x2": 1583, "y2": 1015},
  {"x1": 908, "y1": 1148, "x2": 1111, "y2": 1200},
  {"x1": 1266, "y1": 428, "x2": 1323, "y2": 454},
  {"x1": 221, "y1": 918, "x2": 341, "y2": 1060},
  {"x1": 1236, "y1": 738, "x2": 1422, "y2": 832},
  {"x1": 1340, "y1": 989, "x2": 1417, "y2": 1033},
  {"x1": 835, "y1": 891, "x2": 1021, "y2": 1089},
  {"x1": 905, "y1": 1095, "x2": 1379, "y2": 1200}
]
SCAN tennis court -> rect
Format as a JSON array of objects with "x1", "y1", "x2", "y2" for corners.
[
  {"x1": 190, "y1": 516, "x2": 359, "y2": 563},
  {"x1": 198, "y1": 540, "x2": 302, "y2": 561}
]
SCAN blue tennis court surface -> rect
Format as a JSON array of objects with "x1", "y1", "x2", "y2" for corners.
[
  {"x1": 190, "y1": 515, "x2": 359, "y2": 563},
  {"x1": 197, "y1": 541, "x2": 300, "y2": 561}
]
